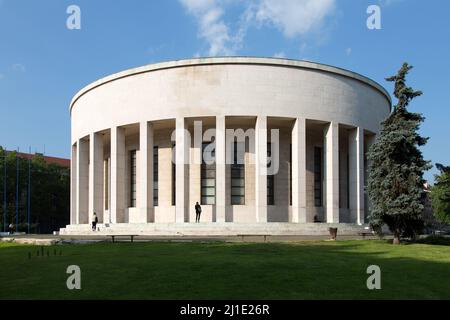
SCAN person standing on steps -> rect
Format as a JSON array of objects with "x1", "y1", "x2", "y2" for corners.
[
  {"x1": 92, "y1": 212, "x2": 98, "y2": 231},
  {"x1": 195, "y1": 202, "x2": 202, "y2": 223},
  {"x1": 8, "y1": 223, "x2": 14, "y2": 235}
]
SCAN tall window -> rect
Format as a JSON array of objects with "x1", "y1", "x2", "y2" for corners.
[
  {"x1": 201, "y1": 142, "x2": 216, "y2": 205},
  {"x1": 153, "y1": 146, "x2": 158, "y2": 206},
  {"x1": 314, "y1": 147, "x2": 323, "y2": 207},
  {"x1": 346, "y1": 154, "x2": 350, "y2": 209},
  {"x1": 104, "y1": 158, "x2": 109, "y2": 210},
  {"x1": 172, "y1": 143, "x2": 176, "y2": 206},
  {"x1": 267, "y1": 142, "x2": 275, "y2": 205},
  {"x1": 130, "y1": 150, "x2": 137, "y2": 207},
  {"x1": 231, "y1": 142, "x2": 245, "y2": 205}
]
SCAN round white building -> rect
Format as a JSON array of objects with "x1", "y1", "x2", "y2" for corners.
[{"x1": 63, "y1": 57, "x2": 391, "y2": 236}]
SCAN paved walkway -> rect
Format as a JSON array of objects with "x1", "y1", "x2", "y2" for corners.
[{"x1": 1, "y1": 233, "x2": 384, "y2": 244}]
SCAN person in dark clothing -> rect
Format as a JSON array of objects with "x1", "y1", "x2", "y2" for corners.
[
  {"x1": 195, "y1": 202, "x2": 202, "y2": 223},
  {"x1": 92, "y1": 212, "x2": 98, "y2": 231}
]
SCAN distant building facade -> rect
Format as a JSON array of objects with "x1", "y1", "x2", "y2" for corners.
[{"x1": 10, "y1": 152, "x2": 70, "y2": 167}]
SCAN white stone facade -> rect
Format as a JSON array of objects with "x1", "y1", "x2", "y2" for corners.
[{"x1": 68, "y1": 57, "x2": 390, "y2": 231}]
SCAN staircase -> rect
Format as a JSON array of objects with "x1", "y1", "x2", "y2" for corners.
[{"x1": 59, "y1": 223, "x2": 369, "y2": 236}]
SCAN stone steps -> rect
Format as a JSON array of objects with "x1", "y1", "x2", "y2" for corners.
[
  {"x1": 0, "y1": 237, "x2": 61, "y2": 246},
  {"x1": 59, "y1": 223, "x2": 369, "y2": 236}
]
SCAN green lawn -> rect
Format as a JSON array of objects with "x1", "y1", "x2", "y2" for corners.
[{"x1": 0, "y1": 240, "x2": 449, "y2": 299}]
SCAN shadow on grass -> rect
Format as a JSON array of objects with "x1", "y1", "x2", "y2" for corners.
[
  {"x1": 412, "y1": 235, "x2": 450, "y2": 246},
  {"x1": 0, "y1": 240, "x2": 449, "y2": 300}
]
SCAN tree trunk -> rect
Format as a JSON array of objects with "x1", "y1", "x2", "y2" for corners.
[{"x1": 393, "y1": 231, "x2": 401, "y2": 244}]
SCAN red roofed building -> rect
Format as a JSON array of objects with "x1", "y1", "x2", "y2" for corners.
[{"x1": 7, "y1": 151, "x2": 70, "y2": 167}]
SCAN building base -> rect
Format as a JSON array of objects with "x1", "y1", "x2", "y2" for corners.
[{"x1": 59, "y1": 223, "x2": 369, "y2": 236}]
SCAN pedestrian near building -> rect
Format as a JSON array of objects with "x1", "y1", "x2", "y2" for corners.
[
  {"x1": 92, "y1": 212, "x2": 98, "y2": 231},
  {"x1": 195, "y1": 202, "x2": 202, "y2": 223}
]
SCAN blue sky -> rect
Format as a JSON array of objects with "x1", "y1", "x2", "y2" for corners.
[{"x1": 0, "y1": 0, "x2": 449, "y2": 182}]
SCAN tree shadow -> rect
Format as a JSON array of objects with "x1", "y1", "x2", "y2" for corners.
[{"x1": 410, "y1": 235, "x2": 450, "y2": 246}]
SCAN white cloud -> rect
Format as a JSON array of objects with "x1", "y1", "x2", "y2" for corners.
[
  {"x1": 345, "y1": 47, "x2": 352, "y2": 56},
  {"x1": 379, "y1": 0, "x2": 404, "y2": 7},
  {"x1": 179, "y1": 0, "x2": 236, "y2": 56},
  {"x1": 253, "y1": 0, "x2": 336, "y2": 38},
  {"x1": 12, "y1": 63, "x2": 26, "y2": 73},
  {"x1": 273, "y1": 51, "x2": 286, "y2": 58},
  {"x1": 179, "y1": 0, "x2": 337, "y2": 57},
  {"x1": 0, "y1": 74, "x2": 4, "y2": 80}
]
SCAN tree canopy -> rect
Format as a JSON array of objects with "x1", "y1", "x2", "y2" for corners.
[{"x1": 0, "y1": 146, "x2": 69, "y2": 233}]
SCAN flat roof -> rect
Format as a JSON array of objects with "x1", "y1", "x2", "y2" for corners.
[
  {"x1": 7, "y1": 151, "x2": 70, "y2": 167},
  {"x1": 70, "y1": 56, "x2": 392, "y2": 113}
]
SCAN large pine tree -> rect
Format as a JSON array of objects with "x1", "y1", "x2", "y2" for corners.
[{"x1": 367, "y1": 63, "x2": 431, "y2": 244}]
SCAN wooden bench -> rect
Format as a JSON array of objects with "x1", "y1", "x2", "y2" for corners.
[
  {"x1": 237, "y1": 234, "x2": 271, "y2": 242},
  {"x1": 358, "y1": 231, "x2": 374, "y2": 239},
  {"x1": 108, "y1": 235, "x2": 138, "y2": 243}
]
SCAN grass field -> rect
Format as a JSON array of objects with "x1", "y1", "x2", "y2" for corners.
[{"x1": 0, "y1": 239, "x2": 449, "y2": 300}]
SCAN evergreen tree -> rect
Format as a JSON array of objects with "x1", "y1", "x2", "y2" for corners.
[
  {"x1": 431, "y1": 164, "x2": 450, "y2": 225},
  {"x1": 367, "y1": 63, "x2": 431, "y2": 244}
]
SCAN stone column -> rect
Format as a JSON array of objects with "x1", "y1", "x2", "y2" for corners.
[
  {"x1": 175, "y1": 117, "x2": 189, "y2": 223},
  {"x1": 349, "y1": 127, "x2": 365, "y2": 225},
  {"x1": 111, "y1": 126, "x2": 126, "y2": 223},
  {"x1": 216, "y1": 116, "x2": 226, "y2": 223},
  {"x1": 76, "y1": 138, "x2": 89, "y2": 224},
  {"x1": 189, "y1": 121, "x2": 202, "y2": 223},
  {"x1": 140, "y1": 121, "x2": 154, "y2": 222},
  {"x1": 291, "y1": 118, "x2": 307, "y2": 223},
  {"x1": 255, "y1": 116, "x2": 268, "y2": 223},
  {"x1": 89, "y1": 132, "x2": 104, "y2": 223},
  {"x1": 70, "y1": 143, "x2": 77, "y2": 225},
  {"x1": 324, "y1": 122, "x2": 339, "y2": 223}
]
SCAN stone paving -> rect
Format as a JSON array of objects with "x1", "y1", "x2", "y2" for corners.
[{"x1": 0, "y1": 233, "x2": 383, "y2": 245}]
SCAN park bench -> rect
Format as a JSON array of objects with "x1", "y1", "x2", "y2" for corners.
[
  {"x1": 358, "y1": 231, "x2": 374, "y2": 239},
  {"x1": 108, "y1": 235, "x2": 138, "y2": 243},
  {"x1": 237, "y1": 234, "x2": 271, "y2": 242}
]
